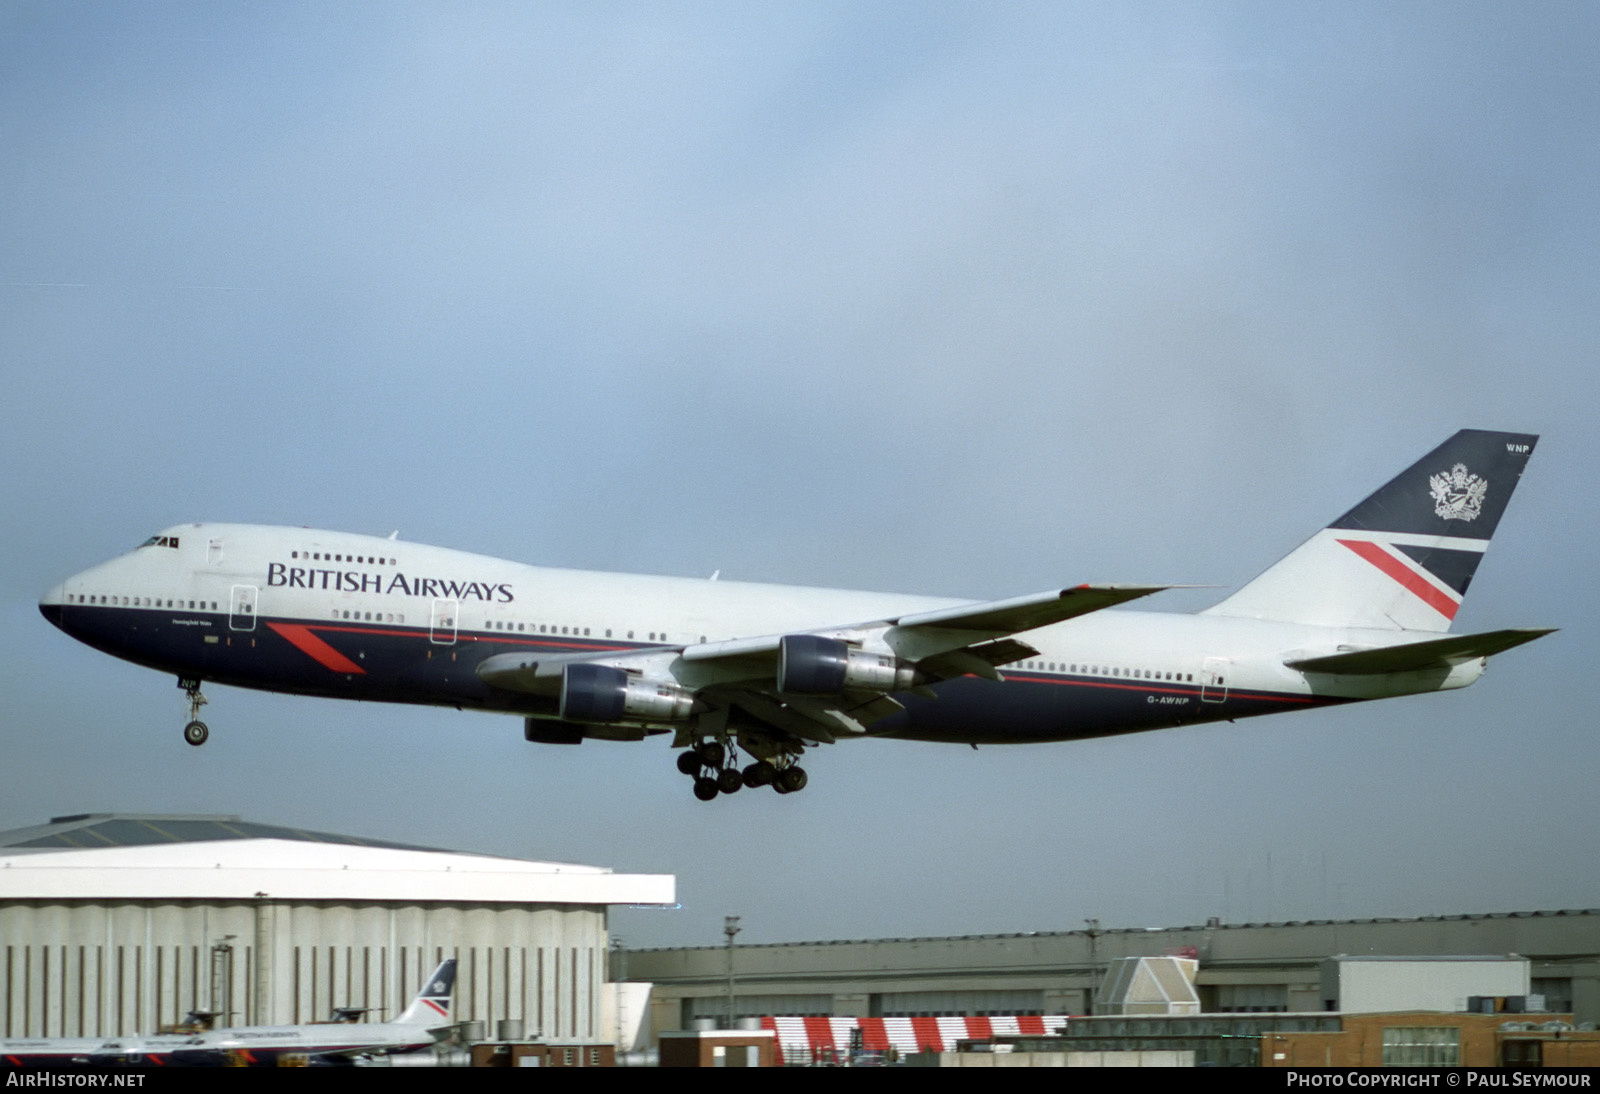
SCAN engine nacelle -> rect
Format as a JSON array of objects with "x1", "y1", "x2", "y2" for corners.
[
  {"x1": 776, "y1": 634, "x2": 918, "y2": 695},
  {"x1": 558, "y1": 663, "x2": 696, "y2": 724},
  {"x1": 524, "y1": 717, "x2": 584, "y2": 745}
]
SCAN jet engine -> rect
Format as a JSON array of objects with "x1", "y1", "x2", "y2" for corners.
[
  {"x1": 776, "y1": 634, "x2": 918, "y2": 695},
  {"x1": 558, "y1": 663, "x2": 696, "y2": 724}
]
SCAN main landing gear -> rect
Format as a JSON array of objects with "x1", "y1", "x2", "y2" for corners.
[
  {"x1": 178, "y1": 677, "x2": 209, "y2": 747},
  {"x1": 677, "y1": 739, "x2": 807, "y2": 801}
]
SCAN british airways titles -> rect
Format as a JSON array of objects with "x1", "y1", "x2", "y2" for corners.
[{"x1": 266, "y1": 562, "x2": 514, "y2": 603}]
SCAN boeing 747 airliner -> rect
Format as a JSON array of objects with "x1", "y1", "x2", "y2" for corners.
[{"x1": 39, "y1": 430, "x2": 1551, "y2": 800}]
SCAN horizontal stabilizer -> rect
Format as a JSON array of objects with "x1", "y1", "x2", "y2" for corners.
[{"x1": 1285, "y1": 627, "x2": 1555, "y2": 675}]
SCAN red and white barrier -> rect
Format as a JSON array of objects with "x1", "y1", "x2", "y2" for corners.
[{"x1": 760, "y1": 1014, "x2": 1070, "y2": 1065}]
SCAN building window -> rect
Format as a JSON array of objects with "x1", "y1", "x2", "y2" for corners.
[{"x1": 1382, "y1": 1026, "x2": 1459, "y2": 1067}]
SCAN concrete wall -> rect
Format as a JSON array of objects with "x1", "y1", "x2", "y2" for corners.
[
  {"x1": 1, "y1": 899, "x2": 608, "y2": 1038},
  {"x1": 625, "y1": 911, "x2": 1600, "y2": 1024},
  {"x1": 1325, "y1": 958, "x2": 1529, "y2": 1014}
]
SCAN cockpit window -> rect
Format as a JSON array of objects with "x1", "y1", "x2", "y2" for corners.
[{"x1": 139, "y1": 535, "x2": 180, "y2": 549}]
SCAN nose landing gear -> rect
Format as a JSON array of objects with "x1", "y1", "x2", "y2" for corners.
[{"x1": 178, "y1": 677, "x2": 209, "y2": 747}]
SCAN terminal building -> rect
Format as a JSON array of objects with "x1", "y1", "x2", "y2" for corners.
[{"x1": 0, "y1": 814, "x2": 672, "y2": 1043}]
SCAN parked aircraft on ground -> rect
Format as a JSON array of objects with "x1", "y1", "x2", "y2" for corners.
[
  {"x1": 0, "y1": 958, "x2": 456, "y2": 1068},
  {"x1": 1, "y1": 1032, "x2": 198, "y2": 1070},
  {"x1": 173, "y1": 957, "x2": 457, "y2": 1066},
  {"x1": 40, "y1": 430, "x2": 1550, "y2": 800}
]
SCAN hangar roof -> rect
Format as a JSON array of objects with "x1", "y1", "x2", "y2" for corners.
[
  {"x1": 0, "y1": 815, "x2": 674, "y2": 907},
  {"x1": 626, "y1": 907, "x2": 1599, "y2": 953},
  {"x1": 0, "y1": 812, "x2": 444, "y2": 852}
]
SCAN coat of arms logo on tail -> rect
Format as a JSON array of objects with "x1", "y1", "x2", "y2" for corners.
[{"x1": 1429, "y1": 463, "x2": 1487, "y2": 521}]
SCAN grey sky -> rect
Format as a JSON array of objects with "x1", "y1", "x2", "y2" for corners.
[{"x1": 2, "y1": 2, "x2": 1595, "y2": 949}]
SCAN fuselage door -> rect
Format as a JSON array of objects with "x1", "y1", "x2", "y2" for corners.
[
  {"x1": 229, "y1": 585, "x2": 258, "y2": 632},
  {"x1": 1200, "y1": 657, "x2": 1229, "y2": 703},
  {"x1": 430, "y1": 599, "x2": 458, "y2": 646}
]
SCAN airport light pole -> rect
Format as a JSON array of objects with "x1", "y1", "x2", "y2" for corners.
[
  {"x1": 724, "y1": 916, "x2": 741, "y2": 1028},
  {"x1": 1084, "y1": 918, "x2": 1101, "y2": 1013}
]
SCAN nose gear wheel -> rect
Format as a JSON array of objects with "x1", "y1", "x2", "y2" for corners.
[{"x1": 178, "y1": 677, "x2": 209, "y2": 747}]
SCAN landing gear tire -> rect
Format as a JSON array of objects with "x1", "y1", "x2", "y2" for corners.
[
  {"x1": 178, "y1": 678, "x2": 210, "y2": 747},
  {"x1": 676, "y1": 750, "x2": 703, "y2": 776},
  {"x1": 742, "y1": 761, "x2": 776, "y2": 788},
  {"x1": 776, "y1": 765, "x2": 808, "y2": 794},
  {"x1": 692, "y1": 776, "x2": 720, "y2": 802},
  {"x1": 716, "y1": 768, "x2": 743, "y2": 794},
  {"x1": 695, "y1": 740, "x2": 726, "y2": 768}
]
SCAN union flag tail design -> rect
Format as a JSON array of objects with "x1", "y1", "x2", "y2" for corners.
[
  {"x1": 395, "y1": 957, "x2": 457, "y2": 1026},
  {"x1": 1203, "y1": 430, "x2": 1538, "y2": 632}
]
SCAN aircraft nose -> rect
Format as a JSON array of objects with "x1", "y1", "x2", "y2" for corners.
[{"x1": 39, "y1": 583, "x2": 66, "y2": 629}]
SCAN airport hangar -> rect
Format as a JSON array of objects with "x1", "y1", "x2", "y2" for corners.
[
  {"x1": 621, "y1": 909, "x2": 1600, "y2": 1033},
  {"x1": 5, "y1": 814, "x2": 1593, "y2": 1044},
  {"x1": 0, "y1": 813, "x2": 672, "y2": 1042}
]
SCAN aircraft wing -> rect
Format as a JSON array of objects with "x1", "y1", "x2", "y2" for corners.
[
  {"x1": 674, "y1": 584, "x2": 1171, "y2": 670},
  {"x1": 890, "y1": 584, "x2": 1172, "y2": 633},
  {"x1": 688, "y1": 585, "x2": 1173, "y2": 742},
  {"x1": 1284, "y1": 627, "x2": 1556, "y2": 675},
  {"x1": 478, "y1": 583, "x2": 1173, "y2": 744},
  {"x1": 480, "y1": 584, "x2": 1171, "y2": 692},
  {"x1": 477, "y1": 645, "x2": 673, "y2": 695}
]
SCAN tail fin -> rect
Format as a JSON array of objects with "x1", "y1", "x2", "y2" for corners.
[
  {"x1": 1203, "y1": 430, "x2": 1538, "y2": 632},
  {"x1": 395, "y1": 958, "x2": 456, "y2": 1026}
]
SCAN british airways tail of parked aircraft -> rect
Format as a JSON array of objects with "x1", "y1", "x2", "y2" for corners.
[{"x1": 39, "y1": 430, "x2": 1551, "y2": 800}]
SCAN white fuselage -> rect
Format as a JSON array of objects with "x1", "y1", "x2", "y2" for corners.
[{"x1": 40, "y1": 523, "x2": 1484, "y2": 749}]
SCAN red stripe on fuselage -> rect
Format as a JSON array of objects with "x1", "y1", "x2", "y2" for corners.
[
  {"x1": 1337, "y1": 538, "x2": 1460, "y2": 621},
  {"x1": 307, "y1": 622, "x2": 636, "y2": 655},
  {"x1": 266, "y1": 623, "x2": 367, "y2": 674}
]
